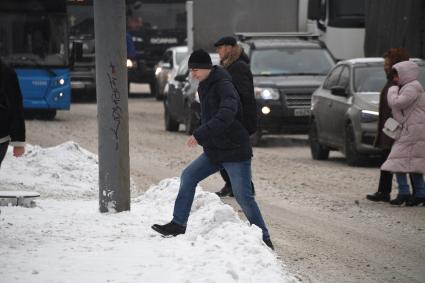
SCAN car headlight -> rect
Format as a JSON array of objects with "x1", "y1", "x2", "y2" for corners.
[
  {"x1": 360, "y1": 110, "x2": 379, "y2": 123},
  {"x1": 254, "y1": 87, "x2": 280, "y2": 100},
  {"x1": 155, "y1": 66, "x2": 162, "y2": 76},
  {"x1": 127, "y1": 59, "x2": 134, "y2": 68}
]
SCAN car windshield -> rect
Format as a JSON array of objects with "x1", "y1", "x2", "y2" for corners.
[
  {"x1": 176, "y1": 51, "x2": 187, "y2": 66},
  {"x1": 354, "y1": 63, "x2": 425, "y2": 93},
  {"x1": 250, "y1": 48, "x2": 334, "y2": 76},
  {"x1": 0, "y1": 13, "x2": 68, "y2": 67},
  {"x1": 353, "y1": 66, "x2": 386, "y2": 92}
]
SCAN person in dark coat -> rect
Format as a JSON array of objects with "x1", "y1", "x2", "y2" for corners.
[
  {"x1": 0, "y1": 59, "x2": 26, "y2": 167},
  {"x1": 366, "y1": 48, "x2": 409, "y2": 202},
  {"x1": 152, "y1": 49, "x2": 274, "y2": 250},
  {"x1": 214, "y1": 36, "x2": 257, "y2": 197}
]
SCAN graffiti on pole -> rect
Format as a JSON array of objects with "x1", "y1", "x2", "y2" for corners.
[{"x1": 107, "y1": 62, "x2": 122, "y2": 150}]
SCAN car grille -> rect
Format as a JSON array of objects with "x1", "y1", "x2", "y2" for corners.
[{"x1": 280, "y1": 90, "x2": 313, "y2": 108}]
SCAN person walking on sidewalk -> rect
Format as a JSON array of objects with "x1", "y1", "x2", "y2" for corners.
[
  {"x1": 213, "y1": 36, "x2": 257, "y2": 197},
  {"x1": 366, "y1": 48, "x2": 409, "y2": 202},
  {"x1": 0, "y1": 59, "x2": 26, "y2": 168},
  {"x1": 381, "y1": 61, "x2": 425, "y2": 206},
  {"x1": 152, "y1": 49, "x2": 274, "y2": 249}
]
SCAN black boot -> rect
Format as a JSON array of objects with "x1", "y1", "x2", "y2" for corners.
[
  {"x1": 151, "y1": 222, "x2": 186, "y2": 237},
  {"x1": 389, "y1": 194, "x2": 411, "y2": 205},
  {"x1": 215, "y1": 185, "x2": 233, "y2": 197},
  {"x1": 406, "y1": 196, "x2": 425, "y2": 207},
  {"x1": 263, "y1": 238, "x2": 274, "y2": 250},
  {"x1": 366, "y1": 191, "x2": 390, "y2": 202}
]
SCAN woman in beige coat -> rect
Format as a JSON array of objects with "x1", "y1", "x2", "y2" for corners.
[{"x1": 381, "y1": 60, "x2": 425, "y2": 206}]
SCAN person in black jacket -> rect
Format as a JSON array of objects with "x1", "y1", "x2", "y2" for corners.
[
  {"x1": 152, "y1": 50, "x2": 274, "y2": 250},
  {"x1": 214, "y1": 36, "x2": 257, "y2": 197},
  {"x1": 0, "y1": 59, "x2": 26, "y2": 167}
]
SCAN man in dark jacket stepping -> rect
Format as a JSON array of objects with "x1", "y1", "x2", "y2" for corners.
[
  {"x1": 152, "y1": 49, "x2": 273, "y2": 250},
  {"x1": 214, "y1": 36, "x2": 257, "y2": 197}
]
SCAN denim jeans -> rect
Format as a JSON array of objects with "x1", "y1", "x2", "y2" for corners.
[
  {"x1": 395, "y1": 173, "x2": 425, "y2": 197},
  {"x1": 172, "y1": 153, "x2": 270, "y2": 240}
]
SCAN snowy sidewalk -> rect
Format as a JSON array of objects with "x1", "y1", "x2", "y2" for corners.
[{"x1": 0, "y1": 142, "x2": 297, "y2": 283}]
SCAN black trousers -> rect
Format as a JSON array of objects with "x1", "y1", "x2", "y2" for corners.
[
  {"x1": 220, "y1": 168, "x2": 255, "y2": 193},
  {"x1": 377, "y1": 170, "x2": 393, "y2": 194},
  {"x1": 0, "y1": 141, "x2": 9, "y2": 167}
]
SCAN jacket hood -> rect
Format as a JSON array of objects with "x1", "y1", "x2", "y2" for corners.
[
  {"x1": 222, "y1": 44, "x2": 249, "y2": 68},
  {"x1": 393, "y1": 61, "x2": 420, "y2": 85}
]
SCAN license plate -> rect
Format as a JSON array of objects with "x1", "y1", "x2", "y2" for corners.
[{"x1": 294, "y1": 108, "x2": 311, "y2": 116}]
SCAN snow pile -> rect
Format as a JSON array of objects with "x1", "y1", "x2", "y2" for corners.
[
  {"x1": 0, "y1": 142, "x2": 297, "y2": 283},
  {"x1": 0, "y1": 142, "x2": 99, "y2": 199}
]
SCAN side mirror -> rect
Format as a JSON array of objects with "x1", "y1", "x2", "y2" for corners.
[
  {"x1": 331, "y1": 86, "x2": 348, "y2": 97},
  {"x1": 174, "y1": 74, "x2": 187, "y2": 82}
]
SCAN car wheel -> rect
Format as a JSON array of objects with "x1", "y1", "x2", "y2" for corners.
[
  {"x1": 309, "y1": 120, "x2": 329, "y2": 160},
  {"x1": 250, "y1": 129, "x2": 262, "y2": 147},
  {"x1": 164, "y1": 102, "x2": 179, "y2": 132},
  {"x1": 185, "y1": 105, "x2": 198, "y2": 135},
  {"x1": 154, "y1": 81, "x2": 163, "y2": 101},
  {"x1": 150, "y1": 82, "x2": 157, "y2": 97},
  {"x1": 345, "y1": 123, "x2": 364, "y2": 166}
]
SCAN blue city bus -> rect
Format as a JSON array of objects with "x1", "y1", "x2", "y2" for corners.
[{"x1": 0, "y1": 0, "x2": 70, "y2": 120}]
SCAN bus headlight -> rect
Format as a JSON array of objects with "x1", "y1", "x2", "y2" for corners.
[
  {"x1": 56, "y1": 78, "x2": 65, "y2": 86},
  {"x1": 54, "y1": 92, "x2": 64, "y2": 101}
]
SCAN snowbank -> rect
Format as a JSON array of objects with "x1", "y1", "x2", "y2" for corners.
[{"x1": 0, "y1": 142, "x2": 297, "y2": 282}]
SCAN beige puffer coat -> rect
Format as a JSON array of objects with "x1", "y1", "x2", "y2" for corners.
[{"x1": 381, "y1": 61, "x2": 425, "y2": 174}]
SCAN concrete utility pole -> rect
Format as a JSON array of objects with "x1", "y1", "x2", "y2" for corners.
[{"x1": 94, "y1": 0, "x2": 130, "y2": 212}]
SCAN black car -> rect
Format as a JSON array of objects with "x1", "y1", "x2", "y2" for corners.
[
  {"x1": 164, "y1": 53, "x2": 220, "y2": 134},
  {"x1": 236, "y1": 32, "x2": 336, "y2": 145}
]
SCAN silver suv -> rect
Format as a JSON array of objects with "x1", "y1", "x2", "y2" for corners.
[{"x1": 309, "y1": 58, "x2": 425, "y2": 166}]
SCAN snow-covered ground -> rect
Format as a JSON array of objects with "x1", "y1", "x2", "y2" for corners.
[{"x1": 0, "y1": 142, "x2": 297, "y2": 283}]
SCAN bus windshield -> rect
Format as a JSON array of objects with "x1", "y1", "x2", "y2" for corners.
[{"x1": 0, "y1": 13, "x2": 68, "y2": 67}]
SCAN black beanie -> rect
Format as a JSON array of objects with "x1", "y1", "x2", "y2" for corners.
[{"x1": 188, "y1": 49, "x2": 212, "y2": 69}]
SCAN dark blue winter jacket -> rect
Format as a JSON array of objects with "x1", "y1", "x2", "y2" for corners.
[
  {"x1": 193, "y1": 66, "x2": 252, "y2": 163},
  {"x1": 0, "y1": 59, "x2": 25, "y2": 144}
]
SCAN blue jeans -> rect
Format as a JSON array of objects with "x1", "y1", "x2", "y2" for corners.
[
  {"x1": 395, "y1": 173, "x2": 425, "y2": 197},
  {"x1": 172, "y1": 153, "x2": 270, "y2": 240}
]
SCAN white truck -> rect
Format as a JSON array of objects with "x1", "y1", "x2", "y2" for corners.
[{"x1": 187, "y1": 0, "x2": 365, "y2": 60}]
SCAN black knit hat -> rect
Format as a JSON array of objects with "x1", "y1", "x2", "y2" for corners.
[
  {"x1": 214, "y1": 36, "x2": 237, "y2": 47},
  {"x1": 188, "y1": 49, "x2": 212, "y2": 69}
]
